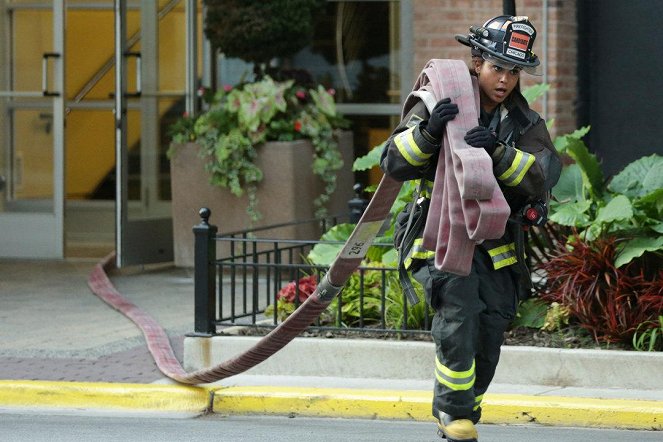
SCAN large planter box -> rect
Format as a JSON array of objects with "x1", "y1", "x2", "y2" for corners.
[{"x1": 170, "y1": 131, "x2": 355, "y2": 267}]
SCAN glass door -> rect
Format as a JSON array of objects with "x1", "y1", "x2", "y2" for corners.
[
  {"x1": 114, "y1": 0, "x2": 193, "y2": 266},
  {"x1": 0, "y1": 0, "x2": 65, "y2": 259}
]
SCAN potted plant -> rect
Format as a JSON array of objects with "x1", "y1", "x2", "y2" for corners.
[
  {"x1": 169, "y1": 76, "x2": 349, "y2": 221},
  {"x1": 168, "y1": 0, "x2": 354, "y2": 267}
]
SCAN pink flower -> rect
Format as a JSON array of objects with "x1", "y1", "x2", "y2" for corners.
[
  {"x1": 295, "y1": 90, "x2": 306, "y2": 100},
  {"x1": 223, "y1": 84, "x2": 233, "y2": 92},
  {"x1": 327, "y1": 88, "x2": 336, "y2": 96},
  {"x1": 277, "y1": 275, "x2": 318, "y2": 303},
  {"x1": 294, "y1": 120, "x2": 302, "y2": 132}
]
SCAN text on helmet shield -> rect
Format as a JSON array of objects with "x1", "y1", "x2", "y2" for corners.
[
  {"x1": 509, "y1": 33, "x2": 530, "y2": 51},
  {"x1": 506, "y1": 48, "x2": 526, "y2": 59},
  {"x1": 511, "y1": 23, "x2": 534, "y2": 35}
]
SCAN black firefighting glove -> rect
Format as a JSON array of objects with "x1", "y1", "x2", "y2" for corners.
[
  {"x1": 421, "y1": 98, "x2": 459, "y2": 142},
  {"x1": 464, "y1": 125, "x2": 498, "y2": 156}
]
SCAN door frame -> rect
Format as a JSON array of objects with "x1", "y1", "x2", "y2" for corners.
[
  {"x1": 114, "y1": 0, "x2": 195, "y2": 267},
  {"x1": 0, "y1": 0, "x2": 65, "y2": 259}
]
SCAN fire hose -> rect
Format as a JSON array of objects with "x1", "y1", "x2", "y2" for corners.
[{"x1": 87, "y1": 59, "x2": 508, "y2": 385}]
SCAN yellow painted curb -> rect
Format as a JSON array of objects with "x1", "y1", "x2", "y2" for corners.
[
  {"x1": 0, "y1": 380, "x2": 211, "y2": 412},
  {"x1": 212, "y1": 386, "x2": 434, "y2": 421},
  {"x1": 212, "y1": 387, "x2": 663, "y2": 430},
  {"x1": 483, "y1": 394, "x2": 663, "y2": 430}
]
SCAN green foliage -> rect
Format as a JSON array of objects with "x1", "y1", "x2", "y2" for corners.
[
  {"x1": 540, "y1": 126, "x2": 662, "y2": 346},
  {"x1": 327, "y1": 266, "x2": 385, "y2": 327},
  {"x1": 607, "y1": 154, "x2": 663, "y2": 198},
  {"x1": 325, "y1": 264, "x2": 432, "y2": 331},
  {"x1": 203, "y1": 0, "x2": 325, "y2": 73},
  {"x1": 521, "y1": 83, "x2": 550, "y2": 105},
  {"x1": 384, "y1": 272, "x2": 432, "y2": 330},
  {"x1": 307, "y1": 221, "x2": 395, "y2": 268},
  {"x1": 549, "y1": 129, "x2": 663, "y2": 267},
  {"x1": 169, "y1": 76, "x2": 348, "y2": 221},
  {"x1": 307, "y1": 223, "x2": 355, "y2": 266},
  {"x1": 167, "y1": 113, "x2": 196, "y2": 144},
  {"x1": 511, "y1": 298, "x2": 548, "y2": 329},
  {"x1": 541, "y1": 302, "x2": 571, "y2": 332},
  {"x1": 264, "y1": 297, "x2": 296, "y2": 323},
  {"x1": 353, "y1": 142, "x2": 385, "y2": 171},
  {"x1": 632, "y1": 316, "x2": 663, "y2": 351}
]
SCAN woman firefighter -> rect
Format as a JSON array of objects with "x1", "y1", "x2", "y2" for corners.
[{"x1": 380, "y1": 15, "x2": 562, "y2": 442}]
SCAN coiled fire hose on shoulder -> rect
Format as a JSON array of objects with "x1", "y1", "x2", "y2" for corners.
[{"x1": 87, "y1": 59, "x2": 507, "y2": 385}]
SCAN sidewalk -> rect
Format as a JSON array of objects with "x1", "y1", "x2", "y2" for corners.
[{"x1": 0, "y1": 258, "x2": 661, "y2": 430}]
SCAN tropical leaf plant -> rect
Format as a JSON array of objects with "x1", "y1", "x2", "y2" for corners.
[
  {"x1": 548, "y1": 153, "x2": 663, "y2": 267},
  {"x1": 327, "y1": 266, "x2": 385, "y2": 327}
]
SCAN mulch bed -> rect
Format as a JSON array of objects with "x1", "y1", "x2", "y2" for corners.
[{"x1": 228, "y1": 324, "x2": 631, "y2": 350}]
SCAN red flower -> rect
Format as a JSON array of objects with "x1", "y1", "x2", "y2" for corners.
[
  {"x1": 277, "y1": 275, "x2": 318, "y2": 303},
  {"x1": 295, "y1": 90, "x2": 307, "y2": 100},
  {"x1": 182, "y1": 111, "x2": 189, "y2": 118},
  {"x1": 294, "y1": 120, "x2": 303, "y2": 132},
  {"x1": 223, "y1": 84, "x2": 233, "y2": 92}
]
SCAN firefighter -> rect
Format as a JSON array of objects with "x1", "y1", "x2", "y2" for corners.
[{"x1": 380, "y1": 15, "x2": 562, "y2": 442}]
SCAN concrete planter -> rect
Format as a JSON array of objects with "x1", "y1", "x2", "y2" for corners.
[{"x1": 170, "y1": 131, "x2": 355, "y2": 267}]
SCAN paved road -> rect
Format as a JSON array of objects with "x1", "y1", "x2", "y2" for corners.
[{"x1": 1, "y1": 412, "x2": 661, "y2": 442}]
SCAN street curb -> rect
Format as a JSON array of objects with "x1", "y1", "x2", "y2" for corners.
[
  {"x1": 0, "y1": 380, "x2": 212, "y2": 413},
  {"x1": 1, "y1": 381, "x2": 661, "y2": 430},
  {"x1": 211, "y1": 386, "x2": 663, "y2": 430}
]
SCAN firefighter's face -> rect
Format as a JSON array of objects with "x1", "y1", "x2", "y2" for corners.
[{"x1": 474, "y1": 59, "x2": 520, "y2": 112}]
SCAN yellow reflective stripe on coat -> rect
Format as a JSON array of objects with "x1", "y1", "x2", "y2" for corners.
[
  {"x1": 394, "y1": 127, "x2": 432, "y2": 166},
  {"x1": 435, "y1": 357, "x2": 476, "y2": 391},
  {"x1": 474, "y1": 394, "x2": 484, "y2": 411},
  {"x1": 403, "y1": 238, "x2": 435, "y2": 269},
  {"x1": 488, "y1": 242, "x2": 517, "y2": 269},
  {"x1": 497, "y1": 149, "x2": 535, "y2": 186}
]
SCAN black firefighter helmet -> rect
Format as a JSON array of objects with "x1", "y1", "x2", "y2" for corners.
[{"x1": 455, "y1": 15, "x2": 541, "y2": 74}]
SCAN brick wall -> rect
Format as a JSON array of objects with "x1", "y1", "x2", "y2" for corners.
[{"x1": 411, "y1": 0, "x2": 577, "y2": 138}]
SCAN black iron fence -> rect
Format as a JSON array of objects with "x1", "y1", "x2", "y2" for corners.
[{"x1": 191, "y1": 207, "x2": 432, "y2": 338}]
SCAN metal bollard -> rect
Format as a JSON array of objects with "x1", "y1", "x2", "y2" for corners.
[{"x1": 192, "y1": 207, "x2": 218, "y2": 336}]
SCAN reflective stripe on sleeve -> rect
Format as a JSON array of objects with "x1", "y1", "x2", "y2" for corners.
[
  {"x1": 497, "y1": 149, "x2": 535, "y2": 186},
  {"x1": 404, "y1": 238, "x2": 435, "y2": 269},
  {"x1": 487, "y1": 242, "x2": 517, "y2": 269},
  {"x1": 394, "y1": 127, "x2": 432, "y2": 166},
  {"x1": 435, "y1": 357, "x2": 476, "y2": 391}
]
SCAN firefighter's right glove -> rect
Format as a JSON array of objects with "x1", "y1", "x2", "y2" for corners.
[{"x1": 421, "y1": 98, "x2": 458, "y2": 142}]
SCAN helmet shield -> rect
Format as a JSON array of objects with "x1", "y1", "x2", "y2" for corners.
[
  {"x1": 481, "y1": 52, "x2": 541, "y2": 76},
  {"x1": 456, "y1": 15, "x2": 541, "y2": 74}
]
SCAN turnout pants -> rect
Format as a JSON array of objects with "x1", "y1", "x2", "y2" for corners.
[{"x1": 412, "y1": 248, "x2": 520, "y2": 420}]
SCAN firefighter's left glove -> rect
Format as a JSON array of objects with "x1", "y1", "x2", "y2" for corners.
[
  {"x1": 464, "y1": 126, "x2": 497, "y2": 156},
  {"x1": 422, "y1": 98, "x2": 459, "y2": 142}
]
